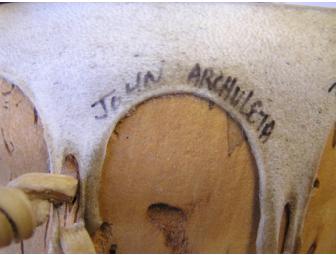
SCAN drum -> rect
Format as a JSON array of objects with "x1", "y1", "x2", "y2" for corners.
[{"x1": 0, "y1": 3, "x2": 335, "y2": 254}]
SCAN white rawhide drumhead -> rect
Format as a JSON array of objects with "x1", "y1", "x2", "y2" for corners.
[{"x1": 0, "y1": 3, "x2": 335, "y2": 253}]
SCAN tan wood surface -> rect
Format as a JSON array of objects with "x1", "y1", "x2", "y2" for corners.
[
  {"x1": 2, "y1": 78, "x2": 334, "y2": 253},
  {"x1": 0, "y1": 78, "x2": 49, "y2": 253},
  {"x1": 94, "y1": 95, "x2": 260, "y2": 253},
  {"x1": 300, "y1": 124, "x2": 336, "y2": 253}
]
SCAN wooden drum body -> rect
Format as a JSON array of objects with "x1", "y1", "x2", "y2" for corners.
[{"x1": 0, "y1": 3, "x2": 335, "y2": 253}]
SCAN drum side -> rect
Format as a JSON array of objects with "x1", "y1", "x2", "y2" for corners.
[
  {"x1": 300, "y1": 124, "x2": 336, "y2": 253},
  {"x1": 0, "y1": 78, "x2": 49, "y2": 253}
]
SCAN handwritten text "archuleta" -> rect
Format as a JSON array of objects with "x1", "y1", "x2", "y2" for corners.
[{"x1": 187, "y1": 63, "x2": 275, "y2": 143}]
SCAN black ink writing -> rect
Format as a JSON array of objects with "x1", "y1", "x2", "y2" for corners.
[
  {"x1": 187, "y1": 63, "x2": 276, "y2": 143},
  {"x1": 328, "y1": 82, "x2": 336, "y2": 94},
  {"x1": 91, "y1": 61, "x2": 275, "y2": 144},
  {"x1": 91, "y1": 61, "x2": 164, "y2": 119},
  {"x1": 126, "y1": 62, "x2": 163, "y2": 94},
  {"x1": 125, "y1": 72, "x2": 141, "y2": 93},
  {"x1": 91, "y1": 90, "x2": 118, "y2": 119}
]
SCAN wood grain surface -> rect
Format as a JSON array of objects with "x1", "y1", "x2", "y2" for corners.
[
  {"x1": 300, "y1": 124, "x2": 336, "y2": 253},
  {"x1": 94, "y1": 94, "x2": 260, "y2": 253},
  {"x1": 1, "y1": 78, "x2": 334, "y2": 253},
  {"x1": 0, "y1": 78, "x2": 49, "y2": 253}
]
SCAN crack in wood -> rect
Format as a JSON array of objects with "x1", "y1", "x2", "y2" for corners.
[
  {"x1": 33, "y1": 108, "x2": 39, "y2": 125},
  {"x1": 332, "y1": 123, "x2": 336, "y2": 149},
  {"x1": 1, "y1": 128, "x2": 14, "y2": 155}
]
